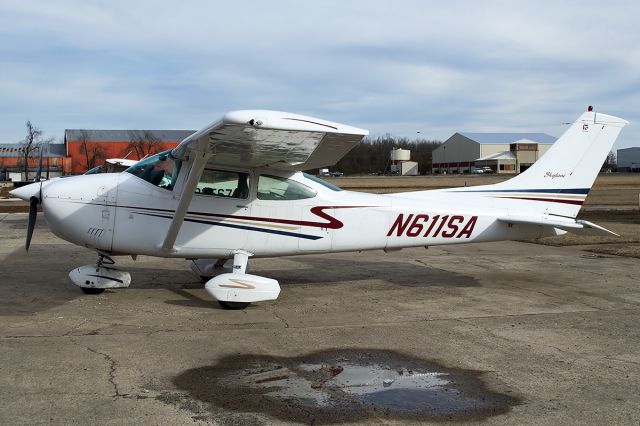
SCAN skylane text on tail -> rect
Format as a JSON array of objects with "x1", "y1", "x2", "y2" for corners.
[{"x1": 11, "y1": 107, "x2": 628, "y2": 309}]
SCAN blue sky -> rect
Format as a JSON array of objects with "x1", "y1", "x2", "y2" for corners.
[{"x1": 1, "y1": 0, "x2": 639, "y2": 150}]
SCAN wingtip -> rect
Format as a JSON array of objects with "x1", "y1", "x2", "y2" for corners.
[{"x1": 223, "y1": 110, "x2": 369, "y2": 135}]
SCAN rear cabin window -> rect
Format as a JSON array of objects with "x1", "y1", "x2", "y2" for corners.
[
  {"x1": 196, "y1": 170, "x2": 250, "y2": 199},
  {"x1": 257, "y1": 175, "x2": 317, "y2": 200},
  {"x1": 303, "y1": 172, "x2": 343, "y2": 191}
]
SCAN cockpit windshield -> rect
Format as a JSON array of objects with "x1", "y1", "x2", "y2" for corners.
[{"x1": 124, "y1": 150, "x2": 182, "y2": 190}]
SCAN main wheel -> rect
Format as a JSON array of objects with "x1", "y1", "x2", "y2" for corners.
[
  {"x1": 218, "y1": 300, "x2": 250, "y2": 310},
  {"x1": 80, "y1": 287, "x2": 105, "y2": 295}
]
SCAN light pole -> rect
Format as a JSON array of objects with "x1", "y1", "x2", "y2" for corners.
[{"x1": 443, "y1": 145, "x2": 447, "y2": 174}]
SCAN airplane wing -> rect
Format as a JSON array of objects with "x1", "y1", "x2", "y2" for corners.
[
  {"x1": 171, "y1": 110, "x2": 369, "y2": 171},
  {"x1": 161, "y1": 110, "x2": 367, "y2": 252},
  {"x1": 497, "y1": 215, "x2": 619, "y2": 237}
]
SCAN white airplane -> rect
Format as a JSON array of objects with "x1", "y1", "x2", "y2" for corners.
[{"x1": 11, "y1": 108, "x2": 628, "y2": 309}]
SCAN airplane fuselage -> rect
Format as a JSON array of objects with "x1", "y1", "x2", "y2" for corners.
[{"x1": 40, "y1": 169, "x2": 559, "y2": 260}]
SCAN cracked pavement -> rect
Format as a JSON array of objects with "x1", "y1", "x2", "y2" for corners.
[{"x1": 1, "y1": 212, "x2": 640, "y2": 425}]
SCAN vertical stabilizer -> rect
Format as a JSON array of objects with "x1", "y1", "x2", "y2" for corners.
[{"x1": 472, "y1": 108, "x2": 628, "y2": 217}]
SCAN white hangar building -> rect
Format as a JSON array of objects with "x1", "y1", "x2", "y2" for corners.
[
  {"x1": 432, "y1": 132, "x2": 557, "y2": 174},
  {"x1": 617, "y1": 147, "x2": 640, "y2": 171}
]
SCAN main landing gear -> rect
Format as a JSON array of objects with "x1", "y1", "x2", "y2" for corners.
[{"x1": 196, "y1": 250, "x2": 281, "y2": 310}]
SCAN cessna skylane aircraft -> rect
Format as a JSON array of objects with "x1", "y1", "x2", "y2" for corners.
[{"x1": 11, "y1": 108, "x2": 628, "y2": 309}]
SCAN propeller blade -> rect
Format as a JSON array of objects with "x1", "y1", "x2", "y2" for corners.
[
  {"x1": 26, "y1": 197, "x2": 38, "y2": 251},
  {"x1": 34, "y1": 145, "x2": 44, "y2": 182}
]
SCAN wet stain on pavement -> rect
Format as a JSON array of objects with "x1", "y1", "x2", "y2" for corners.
[{"x1": 169, "y1": 349, "x2": 519, "y2": 424}]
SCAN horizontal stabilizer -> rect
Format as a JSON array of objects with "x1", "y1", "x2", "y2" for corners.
[
  {"x1": 498, "y1": 216, "x2": 619, "y2": 237},
  {"x1": 574, "y1": 220, "x2": 620, "y2": 237}
]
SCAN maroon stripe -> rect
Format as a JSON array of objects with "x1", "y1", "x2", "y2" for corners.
[
  {"x1": 191, "y1": 205, "x2": 373, "y2": 229},
  {"x1": 499, "y1": 196, "x2": 584, "y2": 205},
  {"x1": 283, "y1": 117, "x2": 338, "y2": 130}
]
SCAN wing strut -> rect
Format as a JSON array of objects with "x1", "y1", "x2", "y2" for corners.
[{"x1": 161, "y1": 150, "x2": 210, "y2": 252}]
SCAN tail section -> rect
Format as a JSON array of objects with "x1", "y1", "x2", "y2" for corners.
[{"x1": 461, "y1": 108, "x2": 628, "y2": 218}]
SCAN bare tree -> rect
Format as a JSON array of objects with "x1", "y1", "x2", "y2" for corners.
[
  {"x1": 604, "y1": 150, "x2": 617, "y2": 168},
  {"x1": 20, "y1": 120, "x2": 53, "y2": 180},
  {"x1": 125, "y1": 131, "x2": 164, "y2": 160},
  {"x1": 335, "y1": 135, "x2": 441, "y2": 175},
  {"x1": 78, "y1": 130, "x2": 107, "y2": 170}
]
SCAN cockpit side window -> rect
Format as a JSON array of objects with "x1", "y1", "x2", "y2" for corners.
[
  {"x1": 257, "y1": 175, "x2": 317, "y2": 200},
  {"x1": 124, "y1": 150, "x2": 182, "y2": 191},
  {"x1": 196, "y1": 169, "x2": 250, "y2": 199}
]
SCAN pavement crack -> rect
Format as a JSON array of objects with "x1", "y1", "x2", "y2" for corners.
[
  {"x1": 62, "y1": 319, "x2": 90, "y2": 337},
  {"x1": 604, "y1": 355, "x2": 640, "y2": 366},
  {"x1": 498, "y1": 281, "x2": 604, "y2": 311},
  {"x1": 69, "y1": 337, "x2": 125, "y2": 399},
  {"x1": 270, "y1": 308, "x2": 290, "y2": 328}
]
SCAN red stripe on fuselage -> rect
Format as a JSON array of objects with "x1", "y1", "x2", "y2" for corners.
[
  {"x1": 193, "y1": 206, "x2": 373, "y2": 230},
  {"x1": 498, "y1": 196, "x2": 584, "y2": 205}
]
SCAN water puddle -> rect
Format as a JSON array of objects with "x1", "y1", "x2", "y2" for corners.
[{"x1": 170, "y1": 349, "x2": 519, "y2": 424}]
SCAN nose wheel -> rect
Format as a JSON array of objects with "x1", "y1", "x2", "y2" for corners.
[{"x1": 81, "y1": 287, "x2": 105, "y2": 295}]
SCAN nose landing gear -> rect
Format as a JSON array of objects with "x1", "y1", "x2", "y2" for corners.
[{"x1": 68, "y1": 253, "x2": 132, "y2": 294}]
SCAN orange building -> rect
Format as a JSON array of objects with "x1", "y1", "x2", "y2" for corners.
[
  {"x1": 63, "y1": 129, "x2": 195, "y2": 174},
  {"x1": 1, "y1": 129, "x2": 195, "y2": 180},
  {"x1": 0, "y1": 143, "x2": 69, "y2": 181}
]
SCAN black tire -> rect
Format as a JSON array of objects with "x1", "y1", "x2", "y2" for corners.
[
  {"x1": 218, "y1": 300, "x2": 250, "y2": 310},
  {"x1": 80, "y1": 287, "x2": 105, "y2": 295}
]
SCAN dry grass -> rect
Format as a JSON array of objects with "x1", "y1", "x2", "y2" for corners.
[
  {"x1": 0, "y1": 184, "x2": 13, "y2": 199},
  {"x1": 326, "y1": 175, "x2": 508, "y2": 193},
  {"x1": 586, "y1": 244, "x2": 640, "y2": 259}
]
